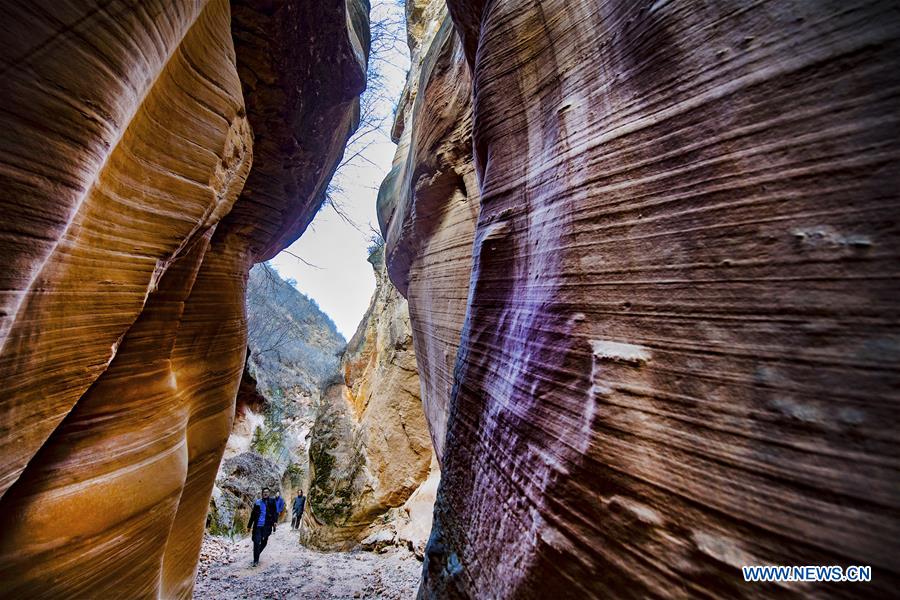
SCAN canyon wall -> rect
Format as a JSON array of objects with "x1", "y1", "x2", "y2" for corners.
[
  {"x1": 379, "y1": 0, "x2": 479, "y2": 462},
  {"x1": 304, "y1": 247, "x2": 435, "y2": 552},
  {"x1": 0, "y1": 1, "x2": 367, "y2": 597},
  {"x1": 378, "y1": 0, "x2": 900, "y2": 598}
]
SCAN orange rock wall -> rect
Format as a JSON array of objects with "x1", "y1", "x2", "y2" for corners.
[
  {"x1": 0, "y1": 1, "x2": 366, "y2": 597},
  {"x1": 385, "y1": 0, "x2": 900, "y2": 597},
  {"x1": 304, "y1": 249, "x2": 432, "y2": 549}
]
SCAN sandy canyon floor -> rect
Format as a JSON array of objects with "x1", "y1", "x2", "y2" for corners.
[{"x1": 194, "y1": 527, "x2": 423, "y2": 599}]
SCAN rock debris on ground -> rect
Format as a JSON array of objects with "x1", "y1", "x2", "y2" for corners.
[{"x1": 194, "y1": 527, "x2": 422, "y2": 599}]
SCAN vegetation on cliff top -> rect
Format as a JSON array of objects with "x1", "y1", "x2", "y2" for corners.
[{"x1": 247, "y1": 263, "x2": 346, "y2": 397}]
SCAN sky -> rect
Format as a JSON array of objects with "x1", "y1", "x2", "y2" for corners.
[{"x1": 268, "y1": 1, "x2": 409, "y2": 339}]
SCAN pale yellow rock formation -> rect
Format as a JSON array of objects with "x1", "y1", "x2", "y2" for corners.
[
  {"x1": 394, "y1": 455, "x2": 440, "y2": 556},
  {"x1": 353, "y1": 251, "x2": 433, "y2": 511},
  {"x1": 304, "y1": 248, "x2": 434, "y2": 549}
]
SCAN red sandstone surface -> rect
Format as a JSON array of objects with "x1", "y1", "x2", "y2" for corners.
[
  {"x1": 382, "y1": 0, "x2": 900, "y2": 597},
  {"x1": 0, "y1": 1, "x2": 367, "y2": 596}
]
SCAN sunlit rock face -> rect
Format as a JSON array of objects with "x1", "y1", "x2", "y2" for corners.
[
  {"x1": 224, "y1": 358, "x2": 269, "y2": 461},
  {"x1": 0, "y1": 0, "x2": 367, "y2": 597},
  {"x1": 401, "y1": 0, "x2": 899, "y2": 598},
  {"x1": 379, "y1": 1, "x2": 479, "y2": 461},
  {"x1": 305, "y1": 248, "x2": 434, "y2": 550}
]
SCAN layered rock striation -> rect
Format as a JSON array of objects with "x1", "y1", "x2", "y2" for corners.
[
  {"x1": 377, "y1": 0, "x2": 900, "y2": 597},
  {"x1": 379, "y1": 0, "x2": 479, "y2": 461},
  {"x1": 304, "y1": 247, "x2": 435, "y2": 550},
  {"x1": 0, "y1": 1, "x2": 367, "y2": 597}
]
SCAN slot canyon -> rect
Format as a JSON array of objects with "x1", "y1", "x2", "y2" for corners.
[{"x1": 1, "y1": 0, "x2": 898, "y2": 598}]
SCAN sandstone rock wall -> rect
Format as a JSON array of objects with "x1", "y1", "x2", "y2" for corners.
[
  {"x1": 0, "y1": 1, "x2": 367, "y2": 597},
  {"x1": 378, "y1": 0, "x2": 900, "y2": 597},
  {"x1": 379, "y1": 1, "x2": 479, "y2": 461},
  {"x1": 304, "y1": 247, "x2": 434, "y2": 550}
]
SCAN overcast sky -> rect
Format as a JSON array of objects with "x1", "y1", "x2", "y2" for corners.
[{"x1": 269, "y1": 1, "x2": 409, "y2": 339}]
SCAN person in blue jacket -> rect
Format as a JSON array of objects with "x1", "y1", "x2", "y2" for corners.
[
  {"x1": 247, "y1": 487, "x2": 277, "y2": 567},
  {"x1": 274, "y1": 493, "x2": 286, "y2": 531}
]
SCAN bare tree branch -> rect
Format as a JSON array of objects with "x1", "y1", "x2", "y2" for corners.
[
  {"x1": 325, "y1": 0, "x2": 408, "y2": 230},
  {"x1": 281, "y1": 249, "x2": 323, "y2": 270}
]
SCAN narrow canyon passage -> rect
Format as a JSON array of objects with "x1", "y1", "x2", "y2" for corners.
[
  {"x1": 200, "y1": 251, "x2": 438, "y2": 597},
  {"x1": 194, "y1": 527, "x2": 422, "y2": 599},
  {"x1": 1, "y1": 0, "x2": 898, "y2": 598},
  {"x1": 196, "y1": 0, "x2": 436, "y2": 595}
]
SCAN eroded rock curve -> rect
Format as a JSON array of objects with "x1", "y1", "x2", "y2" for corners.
[{"x1": 0, "y1": 1, "x2": 368, "y2": 597}]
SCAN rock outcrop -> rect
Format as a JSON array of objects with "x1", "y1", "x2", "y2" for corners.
[
  {"x1": 304, "y1": 247, "x2": 435, "y2": 550},
  {"x1": 377, "y1": 0, "x2": 900, "y2": 598},
  {"x1": 0, "y1": 1, "x2": 367, "y2": 597},
  {"x1": 246, "y1": 263, "x2": 345, "y2": 401},
  {"x1": 208, "y1": 451, "x2": 284, "y2": 536}
]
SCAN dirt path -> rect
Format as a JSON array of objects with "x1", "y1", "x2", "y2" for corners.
[{"x1": 194, "y1": 526, "x2": 423, "y2": 599}]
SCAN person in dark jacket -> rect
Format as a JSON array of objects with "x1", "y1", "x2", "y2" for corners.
[
  {"x1": 291, "y1": 490, "x2": 306, "y2": 530},
  {"x1": 248, "y1": 487, "x2": 277, "y2": 567}
]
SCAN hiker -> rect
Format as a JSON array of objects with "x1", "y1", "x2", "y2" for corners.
[
  {"x1": 274, "y1": 493, "x2": 285, "y2": 531},
  {"x1": 248, "y1": 486, "x2": 277, "y2": 567},
  {"x1": 291, "y1": 490, "x2": 306, "y2": 530}
]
